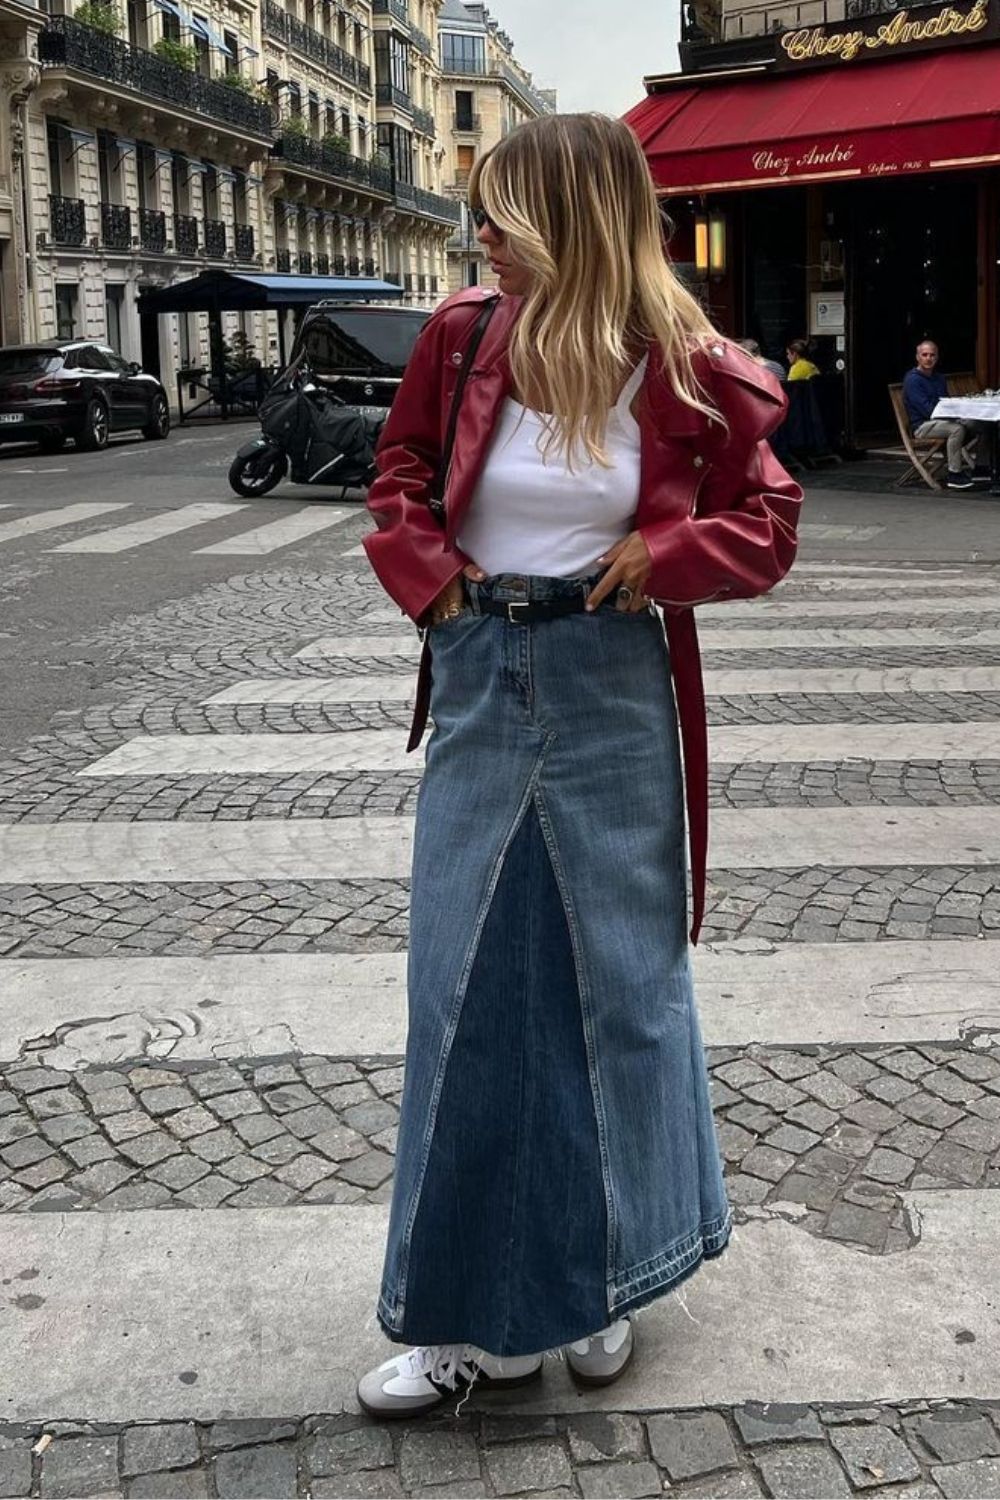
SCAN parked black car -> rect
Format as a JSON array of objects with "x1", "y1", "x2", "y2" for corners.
[{"x1": 0, "y1": 341, "x2": 171, "y2": 452}]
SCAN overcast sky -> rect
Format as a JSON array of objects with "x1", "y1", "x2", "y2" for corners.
[{"x1": 491, "y1": 1, "x2": 680, "y2": 116}]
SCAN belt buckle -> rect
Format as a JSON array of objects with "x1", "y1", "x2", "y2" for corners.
[{"x1": 506, "y1": 600, "x2": 531, "y2": 624}]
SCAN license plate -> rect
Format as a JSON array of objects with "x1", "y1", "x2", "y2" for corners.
[{"x1": 0, "y1": 413, "x2": 24, "y2": 424}]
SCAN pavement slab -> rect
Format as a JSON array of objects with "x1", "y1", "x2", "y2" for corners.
[{"x1": 1, "y1": 1192, "x2": 998, "y2": 1423}]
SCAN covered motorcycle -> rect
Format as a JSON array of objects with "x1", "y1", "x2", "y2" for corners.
[{"x1": 228, "y1": 300, "x2": 429, "y2": 500}]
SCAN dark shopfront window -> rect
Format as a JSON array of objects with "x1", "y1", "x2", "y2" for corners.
[
  {"x1": 742, "y1": 186, "x2": 808, "y2": 368},
  {"x1": 841, "y1": 175, "x2": 977, "y2": 440}
]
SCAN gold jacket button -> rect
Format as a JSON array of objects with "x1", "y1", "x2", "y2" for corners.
[
  {"x1": 450, "y1": 352, "x2": 463, "y2": 366},
  {"x1": 711, "y1": 343, "x2": 724, "y2": 357},
  {"x1": 693, "y1": 455, "x2": 704, "y2": 468}
]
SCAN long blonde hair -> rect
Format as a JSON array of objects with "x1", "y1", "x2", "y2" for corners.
[{"x1": 469, "y1": 113, "x2": 719, "y2": 466}]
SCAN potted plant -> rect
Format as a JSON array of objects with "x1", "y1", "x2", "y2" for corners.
[
  {"x1": 74, "y1": 0, "x2": 122, "y2": 34},
  {"x1": 282, "y1": 114, "x2": 309, "y2": 137},
  {"x1": 322, "y1": 131, "x2": 351, "y2": 156},
  {"x1": 220, "y1": 73, "x2": 266, "y2": 99},
  {"x1": 153, "y1": 36, "x2": 198, "y2": 69}
]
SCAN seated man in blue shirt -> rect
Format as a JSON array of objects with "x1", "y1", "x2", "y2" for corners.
[{"x1": 903, "y1": 341, "x2": 991, "y2": 490}]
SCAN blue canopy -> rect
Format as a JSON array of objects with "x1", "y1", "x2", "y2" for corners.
[{"x1": 137, "y1": 269, "x2": 404, "y2": 314}]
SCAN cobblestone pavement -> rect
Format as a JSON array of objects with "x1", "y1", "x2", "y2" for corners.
[
  {"x1": 2, "y1": 864, "x2": 999, "y2": 957},
  {"x1": 3, "y1": 1041, "x2": 999, "y2": 1257},
  {"x1": 5, "y1": 523, "x2": 1000, "y2": 1496},
  {"x1": 2, "y1": 761, "x2": 1000, "y2": 825},
  {"x1": 1, "y1": 1398, "x2": 998, "y2": 1498}
]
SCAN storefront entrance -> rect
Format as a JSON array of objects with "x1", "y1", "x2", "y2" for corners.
[{"x1": 837, "y1": 175, "x2": 979, "y2": 441}]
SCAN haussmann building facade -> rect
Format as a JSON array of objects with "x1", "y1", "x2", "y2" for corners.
[{"x1": 627, "y1": 0, "x2": 1000, "y2": 445}]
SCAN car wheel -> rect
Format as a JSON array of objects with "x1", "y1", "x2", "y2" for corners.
[
  {"x1": 142, "y1": 393, "x2": 171, "y2": 441},
  {"x1": 38, "y1": 433, "x2": 67, "y2": 453},
  {"x1": 76, "y1": 397, "x2": 110, "y2": 451}
]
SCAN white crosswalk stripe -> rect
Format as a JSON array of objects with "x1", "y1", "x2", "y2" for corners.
[
  {"x1": 2, "y1": 1189, "x2": 994, "y2": 1419},
  {"x1": 77, "y1": 720, "x2": 1000, "y2": 778},
  {"x1": 7, "y1": 558, "x2": 1000, "y2": 1433},
  {"x1": 296, "y1": 623, "x2": 1000, "y2": 658},
  {"x1": 49, "y1": 502, "x2": 248, "y2": 553},
  {"x1": 197, "y1": 665, "x2": 1000, "y2": 707},
  {"x1": 3, "y1": 940, "x2": 998, "y2": 1067},
  {"x1": 0, "y1": 501, "x2": 131, "y2": 545},
  {"x1": 3, "y1": 805, "x2": 1000, "y2": 884},
  {"x1": 194, "y1": 506, "x2": 354, "y2": 555}
]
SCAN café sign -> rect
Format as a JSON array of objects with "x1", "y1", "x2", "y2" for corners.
[{"x1": 775, "y1": 0, "x2": 999, "y2": 68}]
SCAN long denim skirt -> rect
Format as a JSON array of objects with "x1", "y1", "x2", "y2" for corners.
[{"x1": 377, "y1": 573, "x2": 731, "y2": 1358}]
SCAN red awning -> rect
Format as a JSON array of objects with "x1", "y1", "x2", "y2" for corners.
[{"x1": 626, "y1": 47, "x2": 1000, "y2": 193}]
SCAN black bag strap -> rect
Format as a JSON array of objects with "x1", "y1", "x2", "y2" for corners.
[{"x1": 428, "y1": 294, "x2": 500, "y2": 523}]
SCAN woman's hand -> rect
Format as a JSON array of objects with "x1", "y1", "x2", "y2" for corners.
[
  {"x1": 586, "y1": 533, "x2": 653, "y2": 612},
  {"x1": 428, "y1": 562, "x2": 487, "y2": 625}
]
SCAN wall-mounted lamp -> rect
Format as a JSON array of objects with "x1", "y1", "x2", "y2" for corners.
[{"x1": 694, "y1": 206, "x2": 727, "y2": 279}]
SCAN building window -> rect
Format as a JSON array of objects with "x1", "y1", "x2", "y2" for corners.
[
  {"x1": 223, "y1": 30, "x2": 239, "y2": 73},
  {"x1": 454, "y1": 89, "x2": 475, "y2": 129},
  {"x1": 55, "y1": 283, "x2": 78, "y2": 341},
  {"x1": 136, "y1": 141, "x2": 156, "y2": 211},
  {"x1": 456, "y1": 143, "x2": 475, "y2": 186},
  {"x1": 192, "y1": 15, "x2": 211, "y2": 76},
  {"x1": 441, "y1": 32, "x2": 485, "y2": 73},
  {"x1": 378, "y1": 123, "x2": 413, "y2": 184},
  {"x1": 105, "y1": 285, "x2": 125, "y2": 353}
]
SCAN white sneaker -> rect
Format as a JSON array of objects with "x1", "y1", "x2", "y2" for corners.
[
  {"x1": 564, "y1": 1317, "x2": 635, "y2": 1387},
  {"x1": 357, "y1": 1342, "x2": 543, "y2": 1419}
]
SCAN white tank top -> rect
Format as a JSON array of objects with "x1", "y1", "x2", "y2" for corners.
[{"x1": 457, "y1": 354, "x2": 648, "y2": 579}]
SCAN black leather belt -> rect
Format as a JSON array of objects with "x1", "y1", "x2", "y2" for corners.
[{"x1": 474, "y1": 595, "x2": 590, "y2": 624}]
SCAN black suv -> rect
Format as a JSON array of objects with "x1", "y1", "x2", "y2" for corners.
[
  {"x1": 0, "y1": 341, "x2": 171, "y2": 452},
  {"x1": 296, "y1": 303, "x2": 430, "y2": 416}
]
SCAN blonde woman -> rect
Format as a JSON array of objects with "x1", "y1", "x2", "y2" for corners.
[{"x1": 359, "y1": 113, "x2": 801, "y2": 1417}]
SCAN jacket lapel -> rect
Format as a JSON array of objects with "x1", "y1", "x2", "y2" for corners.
[{"x1": 443, "y1": 296, "x2": 520, "y2": 543}]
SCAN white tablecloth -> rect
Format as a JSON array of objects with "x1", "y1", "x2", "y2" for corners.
[{"x1": 932, "y1": 397, "x2": 1000, "y2": 422}]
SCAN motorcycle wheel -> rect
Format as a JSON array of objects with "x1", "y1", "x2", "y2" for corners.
[{"x1": 228, "y1": 449, "x2": 287, "y2": 497}]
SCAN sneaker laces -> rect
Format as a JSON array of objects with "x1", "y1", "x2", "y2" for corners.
[{"x1": 402, "y1": 1343, "x2": 478, "y2": 1391}]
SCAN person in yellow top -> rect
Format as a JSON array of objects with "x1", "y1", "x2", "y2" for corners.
[{"x1": 786, "y1": 339, "x2": 820, "y2": 380}]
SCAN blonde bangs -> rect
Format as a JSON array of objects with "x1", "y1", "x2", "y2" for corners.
[{"x1": 471, "y1": 114, "x2": 720, "y2": 468}]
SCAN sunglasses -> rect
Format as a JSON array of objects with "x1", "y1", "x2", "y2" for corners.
[{"x1": 470, "y1": 206, "x2": 501, "y2": 236}]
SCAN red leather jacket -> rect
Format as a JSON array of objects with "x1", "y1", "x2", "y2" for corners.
[{"x1": 364, "y1": 288, "x2": 802, "y2": 942}]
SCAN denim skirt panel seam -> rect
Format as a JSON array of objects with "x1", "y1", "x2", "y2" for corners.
[
  {"x1": 377, "y1": 573, "x2": 732, "y2": 1356},
  {"x1": 385, "y1": 749, "x2": 551, "y2": 1322}
]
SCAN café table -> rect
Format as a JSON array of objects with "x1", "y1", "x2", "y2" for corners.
[{"x1": 931, "y1": 394, "x2": 1000, "y2": 493}]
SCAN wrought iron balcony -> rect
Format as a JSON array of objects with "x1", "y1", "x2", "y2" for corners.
[
  {"x1": 276, "y1": 247, "x2": 291, "y2": 272},
  {"x1": 173, "y1": 213, "x2": 198, "y2": 256},
  {"x1": 376, "y1": 83, "x2": 413, "y2": 113},
  {"x1": 394, "y1": 179, "x2": 417, "y2": 210},
  {"x1": 139, "y1": 207, "x2": 166, "y2": 253},
  {"x1": 299, "y1": 250, "x2": 313, "y2": 273},
  {"x1": 50, "y1": 194, "x2": 86, "y2": 246},
  {"x1": 334, "y1": 255, "x2": 346, "y2": 276},
  {"x1": 204, "y1": 218, "x2": 226, "y2": 258},
  {"x1": 348, "y1": 256, "x2": 361, "y2": 275},
  {"x1": 234, "y1": 223, "x2": 255, "y2": 262},
  {"x1": 372, "y1": 0, "x2": 409, "y2": 26},
  {"x1": 272, "y1": 131, "x2": 394, "y2": 196},
  {"x1": 40, "y1": 16, "x2": 273, "y2": 137},
  {"x1": 413, "y1": 105, "x2": 435, "y2": 137},
  {"x1": 453, "y1": 111, "x2": 481, "y2": 132},
  {"x1": 262, "y1": 0, "x2": 371, "y2": 90},
  {"x1": 316, "y1": 252, "x2": 330, "y2": 275},
  {"x1": 412, "y1": 186, "x2": 461, "y2": 224},
  {"x1": 100, "y1": 201, "x2": 131, "y2": 250},
  {"x1": 364, "y1": 257, "x2": 377, "y2": 277},
  {"x1": 411, "y1": 23, "x2": 433, "y2": 56}
]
